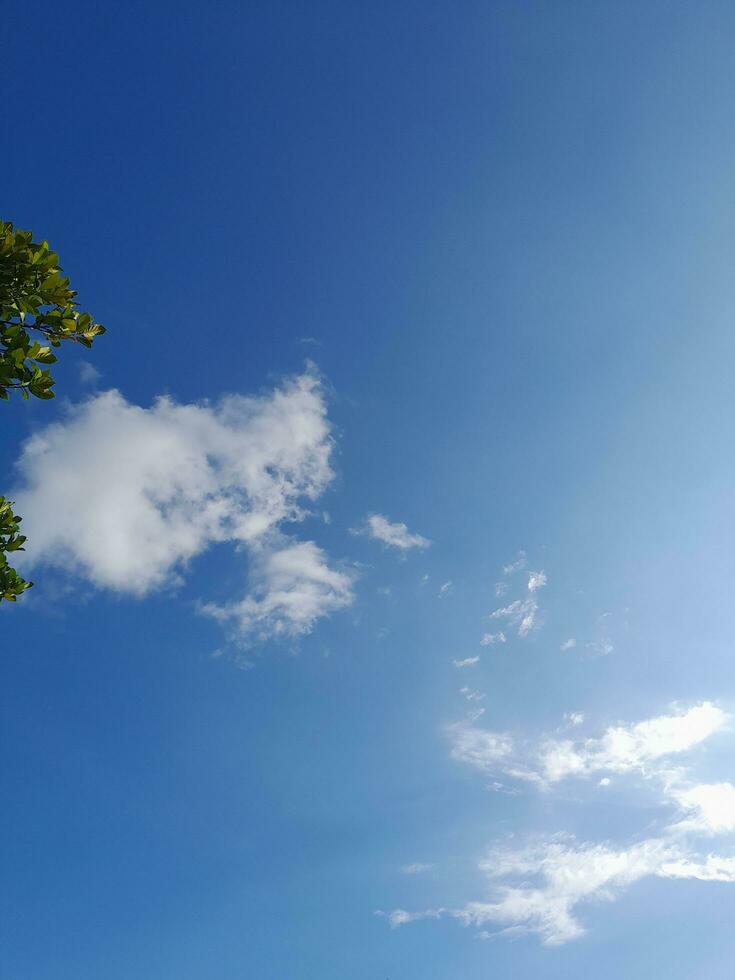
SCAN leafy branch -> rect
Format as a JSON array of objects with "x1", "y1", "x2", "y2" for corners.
[
  {"x1": 0, "y1": 221, "x2": 105, "y2": 401},
  {"x1": 0, "y1": 497, "x2": 32, "y2": 601},
  {"x1": 1, "y1": 220, "x2": 105, "y2": 601}
]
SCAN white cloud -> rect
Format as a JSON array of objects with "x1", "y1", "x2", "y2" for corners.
[
  {"x1": 453, "y1": 656, "x2": 480, "y2": 669},
  {"x1": 395, "y1": 700, "x2": 735, "y2": 946},
  {"x1": 587, "y1": 613, "x2": 614, "y2": 656},
  {"x1": 13, "y1": 370, "x2": 334, "y2": 596},
  {"x1": 587, "y1": 638, "x2": 614, "y2": 656},
  {"x1": 489, "y1": 599, "x2": 538, "y2": 638},
  {"x1": 446, "y1": 702, "x2": 728, "y2": 787},
  {"x1": 375, "y1": 908, "x2": 444, "y2": 928},
  {"x1": 560, "y1": 638, "x2": 576, "y2": 651},
  {"x1": 389, "y1": 832, "x2": 735, "y2": 945},
  {"x1": 460, "y1": 687, "x2": 486, "y2": 703},
  {"x1": 202, "y1": 539, "x2": 354, "y2": 641},
  {"x1": 494, "y1": 581, "x2": 508, "y2": 597},
  {"x1": 564, "y1": 712, "x2": 585, "y2": 727},
  {"x1": 502, "y1": 552, "x2": 527, "y2": 575},
  {"x1": 488, "y1": 571, "x2": 547, "y2": 638},
  {"x1": 437, "y1": 580, "x2": 454, "y2": 598},
  {"x1": 659, "y1": 854, "x2": 735, "y2": 881},
  {"x1": 480, "y1": 631, "x2": 506, "y2": 646},
  {"x1": 401, "y1": 862, "x2": 433, "y2": 875},
  {"x1": 670, "y1": 782, "x2": 735, "y2": 834},
  {"x1": 448, "y1": 721, "x2": 513, "y2": 772},
  {"x1": 78, "y1": 361, "x2": 101, "y2": 386},
  {"x1": 538, "y1": 702, "x2": 727, "y2": 783},
  {"x1": 527, "y1": 570, "x2": 546, "y2": 592},
  {"x1": 456, "y1": 834, "x2": 691, "y2": 945},
  {"x1": 355, "y1": 514, "x2": 430, "y2": 551}
]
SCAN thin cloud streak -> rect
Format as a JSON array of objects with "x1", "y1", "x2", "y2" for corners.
[{"x1": 353, "y1": 514, "x2": 431, "y2": 551}]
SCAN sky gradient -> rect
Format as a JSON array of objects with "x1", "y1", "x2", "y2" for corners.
[{"x1": 4, "y1": 3, "x2": 735, "y2": 978}]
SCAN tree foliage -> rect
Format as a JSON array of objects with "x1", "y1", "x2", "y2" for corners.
[
  {"x1": 0, "y1": 220, "x2": 105, "y2": 601},
  {"x1": 1, "y1": 220, "x2": 105, "y2": 400},
  {"x1": 0, "y1": 497, "x2": 31, "y2": 601}
]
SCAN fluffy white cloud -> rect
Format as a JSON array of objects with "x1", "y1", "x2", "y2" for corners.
[
  {"x1": 354, "y1": 513, "x2": 430, "y2": 551},
  {"x1": 670, "y1": 782, "x2": 735, "y2": 834},
  {"x1": 527, "y1": 570, "x2": 546, "y2": 592},
  {"x1": 13, "y1": 371, "x2": 334, "y2": 595},
  {"x1": 202, "y1": 539, "x2": 354, "y2": 641}
]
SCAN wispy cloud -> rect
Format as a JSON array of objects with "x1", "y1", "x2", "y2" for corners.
[
  {"x1": 437, "y1": 580, "x2": 454, "y2": 598},
  {"x1": 460, "y1": 686, "x2": 486, "y2": 703},
  {"x1": 564, "y1": 712, "x2": 584, "y2": 727},
  {"x1": 400, "y1": 862, "x2": 433, "y2": 875},
  {"x1": 480, "y1": 631, "x2": 506, "y2": 646},
  {"x1": 488, "y1": 570, "x2": 547, "y2": 638},
  {"x1": 353, "y1": 514, "x2": 430, "y2": 551},
  {"x1": 386, "y1": 827, "x2": 735, "y2": 945},
  {"x1": 78, "y1": 361, "x2": 101, "y2": 386},
  {"x1": 447, "y1": 701, "x2": 728, "y2": 786},
  {"x1": 385, "y1": 700, "x2": 735, "y2": 945},
  {"x1": 538, "y1": 701, "x2": 726, "y2": 782},
  {"x1": 502, "y1": 551, "x2": 527, "y2": 576},
  {"x1": 201, "y1": 538, "x2": 354, "y2": 642},
  {"x1": 375, "y1": 908, "x2": 445, "y2": 928},
  {"x1": 455, "y1": 835, "x2": 684, "y2": 945},
  {"x1": 448, "y1": 721, "x2": 513, "y2": 771},
  {"x1": 453, "y1": 656, "x2": 480, "y2": 669},
  {"x1": 586, "y1": 613, "x2": 614, "y2": 656}
]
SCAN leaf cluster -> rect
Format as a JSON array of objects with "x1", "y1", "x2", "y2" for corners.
[
  {"x1": 0, "y1": 220, "x2": 105, "y2": 400},
  {"x1": 1, "y1": 218, "x2": 105, "y2": 602},
  {"x1": 0, "y1": 497, "x2": 32, "y2": 601}
]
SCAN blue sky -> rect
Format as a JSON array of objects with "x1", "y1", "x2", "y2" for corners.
[{"x1": 4, "y1": 2, "x2": 735, "y2": 977}]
